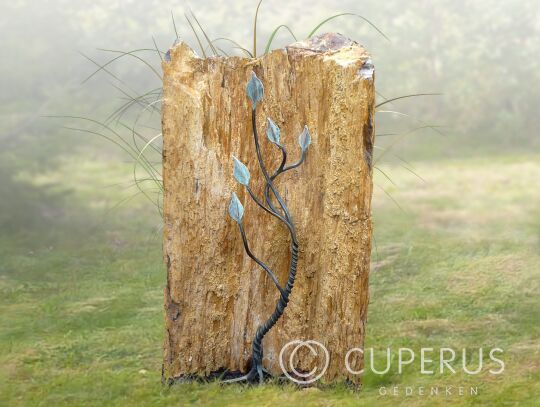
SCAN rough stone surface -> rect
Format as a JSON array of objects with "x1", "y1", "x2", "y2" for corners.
[{"x1": 162, "y1": 32, "x2": 375, "y2": 383}]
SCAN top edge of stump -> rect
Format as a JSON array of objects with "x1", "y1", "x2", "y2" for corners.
[
  {"x1": 164, "y1": 32, "x2": 371, "y2": 65},
  {"x1": 287, "y1": 32, "x2": 358, "y2": 53}
]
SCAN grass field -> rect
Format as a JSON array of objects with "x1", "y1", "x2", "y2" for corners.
[{"x1": 1, "y1": 154, "x2": 538, "y2": 406}]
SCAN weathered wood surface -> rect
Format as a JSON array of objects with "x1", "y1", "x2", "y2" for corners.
[{"x1": 162, "y1": 32, "x2": 375, "y2": 383}]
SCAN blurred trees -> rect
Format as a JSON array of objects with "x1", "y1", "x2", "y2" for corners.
[{"x1": 1, "y1": 0, "x2": 538, "y2": 169}]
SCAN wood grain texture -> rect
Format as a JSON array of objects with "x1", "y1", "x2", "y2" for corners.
[{"x1": 162, "y1": 33, "x2": 375, "y2": 383}]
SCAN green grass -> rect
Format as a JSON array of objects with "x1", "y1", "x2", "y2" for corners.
[{"x1": 1, "y1": 154, "x2": 539, "y2": 406}]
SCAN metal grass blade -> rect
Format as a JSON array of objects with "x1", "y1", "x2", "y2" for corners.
[
  {"x1": 105, "y1": 86, "x2": 162, "y2": 124},
  {"x1": 307, "y1": 13, "x2": 390, "y2": 42},
  {"x1": 95, "y1": 48, "x2": 163, "y2": 81},
  {"x1": 152, "y1": 36, "x2": 164, "y2": 62},
  {"x1": 189, "y1": 10, "x2": 219, "y2": 56},
  {"x1": 376, "y1": 110, "x2": 448, "y2": 138},
  {"x1": 129, "y1": 98, "x2": 163, "y2": 153},
  {"x1": 374, "y1": 166, "x2": 397, "y2": 186},
  {"x1": 376, "y1": 184, "x2": 406, "y2": 214},
  {"x1": 264, "y1": 25, "x2": 297, "y2": 55},
  {"x1": 79, "y1": 52, "x2": 134, "y2": 92},
  {"x1": 373, "y1": 146, "x2": 427, "y2": 183},
  {"x1": 184, "y1": 14, "x2": 207, "y2": 58},
  {"x1": 376, "y1": 93, "x2": 442, "y2": 109},
  {"x1": 253, "y1": 0, "x2": 264, "y2": 57},
  {"x1": 134, "y1": 133, "x2": 164, "y2": 192},
  {"x1": 171, "y1": 11, "x2": 179, "y2": 39},
  {"x1": 83, "y1": 49, "x2": 162, "y2": 84},
  {"x1": 210, "y1": 37, "x2": 253, "y2": 57}
]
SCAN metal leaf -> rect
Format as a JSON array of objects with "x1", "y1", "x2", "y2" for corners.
[
  {"x1": 298, "y1": 125, "x2": 312, "y2": 151},
  {"x1": 232, "y1": 156, "x2": 250, "y2": 186},
  {"x1": 228, "y1": 192, "x2": 244, "y2": 223},
  {"x1": 246, "y1": 71, "x2": 264, "y2": 109},
  {"x1": 266, "y1": 118, "x2": 281, "y2": 145}
]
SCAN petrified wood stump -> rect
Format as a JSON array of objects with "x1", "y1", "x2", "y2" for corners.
[{"x1": 162, "y1": 32, "x2": 375, "y2": 383}]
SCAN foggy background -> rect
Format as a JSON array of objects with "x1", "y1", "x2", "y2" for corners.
[{"x1": 1, "y1": 0, "x2": 538, "y2": 249}]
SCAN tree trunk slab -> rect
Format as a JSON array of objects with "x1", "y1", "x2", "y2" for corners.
[{"x1": 162, "y1": 32, "x2": 375, "y2": 383}]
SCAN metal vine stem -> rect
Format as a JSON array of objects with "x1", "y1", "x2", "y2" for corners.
[{"x1": 226, "y1": 71, "x2": 311, "y2": 383}]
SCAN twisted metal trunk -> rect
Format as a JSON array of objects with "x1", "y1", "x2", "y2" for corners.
[{"x1": 252, "y1": 241, "x2": 299, "y2": 368}]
